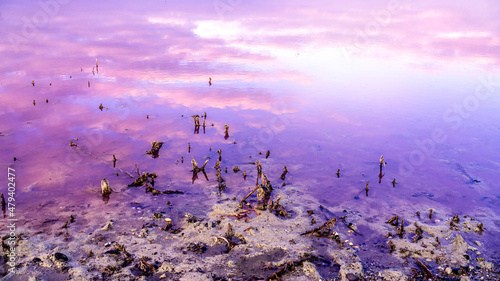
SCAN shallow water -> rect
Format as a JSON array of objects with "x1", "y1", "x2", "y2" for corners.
[{"x1": 1, "y1": 0, "x2": 500, "y2": 279}]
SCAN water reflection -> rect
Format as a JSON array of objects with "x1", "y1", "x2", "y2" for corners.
[{"x1": 1, "y1": 0, "x2": 500, "y2": 271}]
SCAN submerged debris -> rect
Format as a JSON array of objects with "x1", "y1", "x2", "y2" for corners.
[
  {"x1": 387, "y1": 215, "x2": 399, "y2": 227},
  {"x1": 160, "y1": 218, "x2": 182, "y2": 234},
  {"x1": 161, "y1": 218, "x2": 173, "y2": 231},
  {"x1": 257, "y1": 174, "x2": 273, "y2": 208},
  {"x1": 301, "y1": 218, "x2": 338, "y2": 239},
  {"x1": 397, "y1": 219, "x2": 405, "y2": 238},
  {"x1": 186, "y1": 242, "x2": 207, "y2": 254},
  {"x1": 129, "y1": 169, "x2": 160, "y2": 194},
  {"x1": 413, "y1": 222, "x2": 424, "y2": 242},
  {"x1": 233, "y1": 166, "x2": 240, "y2": 173},
  {"x1": 215, "y1": 160, "x2": 226, "y2": 195},
  {"x1": 163, "y1": 190, "x2": 184, "y2": 194},
  {"x1": 269, "y1": 197, "x2": 290, "y2": 218},
  {"x1": 339, "y1": 215, "x2": 361, "y2": 236},
  {"x1": 416, "y1": 259, "x2": 434, "y2": 280},
  {"x1": 191, "y1": 157, "x2": 209, "y2": 183},
  {"x1": 110, "y1": 242, "x2": 134, "y2": 267},
  {"x1": 265, "y1": 254, "x2": 324, "y2": 281},
  {"x1": 239, "y1": 160, "x2": 273, "y2": 209},
  {"x1": 112, "y1": 154, "x2": 117, "y2": 168},
  {"x1": 146, "y1": 141, "x2": 164, "y2": 158},
  {"x1": 185, "y1": 213, "x2": 204, "y2": 223},
  {"x1": 138, "y1": 257, "x2": 155, "y2": 275},
  {"x1": 240, "y1": 185, "x2": 259, "y2": 208},
  {"x1": 280, "y1": 165, "x2": 288, "y2": 180},
  {"x1": 388, "y1": 240, "x2": 396, "y2": 254},
  {"x1": 477, "y1": 223, "x2": 484, "y2": 234}
]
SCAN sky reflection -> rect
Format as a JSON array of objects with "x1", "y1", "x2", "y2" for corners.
[{"x1": 1, "y1": 0, "x2": 500, "y2": 262}]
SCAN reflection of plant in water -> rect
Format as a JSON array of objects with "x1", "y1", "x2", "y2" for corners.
[{"x1": 191, "y1": 157, "x2": 209, "y2": 184}]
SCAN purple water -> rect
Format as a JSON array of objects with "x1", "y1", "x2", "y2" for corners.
[{"x1": 1, "y1": 0, "x2": 500, "y2": 278}]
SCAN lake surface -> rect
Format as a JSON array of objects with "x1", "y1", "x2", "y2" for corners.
[{"x1": 1, "y1": 0, "x2": 500, "y2": 279}]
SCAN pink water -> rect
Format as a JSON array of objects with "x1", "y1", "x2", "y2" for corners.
[{"x1": 1, "y1": 0, "x2": 500, "y2": 273}]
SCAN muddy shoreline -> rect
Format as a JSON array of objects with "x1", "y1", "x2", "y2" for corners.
[{"x1": 2, "y1": 179, "x2": 499, "y2": 281}]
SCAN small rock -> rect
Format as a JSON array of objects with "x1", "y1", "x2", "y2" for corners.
[
  {"x1": 104, "y1": 249, "x2": 121, "y2": 256},
  {"x1": 346, "y1": 273, "x2": 359, "y2": 281},
  {"x1": 379, "y1": 269, "x2": 408, "y2": 281},
  {"x1": 302, "y1": 261, "x2": 322, "y2": 280},
  {"x1": 32, "y1": 257, "x2": 42, "y2": 263},
  {"x1": 54, "y1": 252, "x2": 68, "y2": 262},
  {"x1": 159, "y1": 274, "x2": 166, "y2": 279},
  {"x1": 158, "y1": 262, "x2": 175, "y2": 273},
  {"x1": 474, "y1": 241, "x2": 482, "y2": 247},
  {"x1": 477, "y1": 260, "x2": 494, "y2": 270},
  {"x1": 445, "y1": 267, "x2": 452, "y2": 275},
  {"x1": 101, "y1": 220, "x2": 113, "y2": 231}
]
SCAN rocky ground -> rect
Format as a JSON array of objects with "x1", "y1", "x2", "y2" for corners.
[{"x1": 1, "y1": 183, "x2": 499, "y2": 281}]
